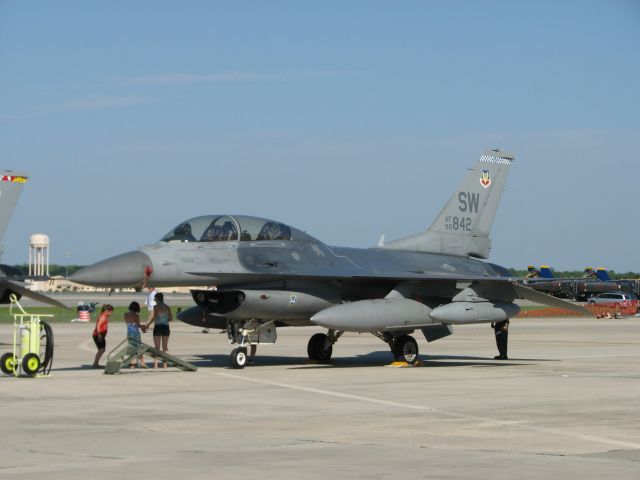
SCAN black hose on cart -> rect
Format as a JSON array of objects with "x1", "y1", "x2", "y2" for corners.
[{"x1": 40, "y1": 321, "x2": 54, "y2": 375}]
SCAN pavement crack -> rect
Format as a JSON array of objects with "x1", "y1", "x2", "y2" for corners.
[
  {"x1": 24, "y1": 449, "x2": 124, "y2": 461},
  {"x1": 293, "y1": 438, "x2": 380, "y2": 447}
]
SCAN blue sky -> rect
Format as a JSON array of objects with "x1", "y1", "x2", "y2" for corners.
[{"x1": 1, "y1": 1, "x2": 639, "y2": 271}]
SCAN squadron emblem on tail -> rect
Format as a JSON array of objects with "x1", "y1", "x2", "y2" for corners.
[{"x1": 480, "y1": 169, "x2": 491, "y2": 188}]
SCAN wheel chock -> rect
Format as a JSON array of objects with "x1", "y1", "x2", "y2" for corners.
[{"x1": 387, "y1": 360, "x2": 424, "y2": 367}]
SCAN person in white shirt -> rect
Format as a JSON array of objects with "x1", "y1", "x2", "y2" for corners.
[{"x1": 145, "y1": 287, "x2": 158, "y2": 322}]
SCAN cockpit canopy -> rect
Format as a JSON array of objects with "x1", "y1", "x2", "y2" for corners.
[{"x1": 161, "y1": 215, "x2": 295, "y2": 243}]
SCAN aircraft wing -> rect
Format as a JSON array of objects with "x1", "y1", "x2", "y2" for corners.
[
  {"x1": 0, "y1": 278, "x2": 69, "y2": 309},
  {"x1": 185, "y1": 270, "x2": 514, "y2": 282},
  {"x1": 510, "y1": 283, "x2": 592, "y2": 316},
  {"x1": 186, "y1": 271, "x2": 591, "y2": 316}
]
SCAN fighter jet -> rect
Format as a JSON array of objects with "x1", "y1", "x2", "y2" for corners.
[
  {"x1": 71, "y1": 150, "x2": 588, "y2": 368},
  {"x1": 522, "y1": 265, "x2": 622, "y2": 301},
  {"x1": 0, "y1": 171, "x2": 67, "y2": 308},
  {"x1": 521, "y1": 265, "x2": 572, "y2": 297}
]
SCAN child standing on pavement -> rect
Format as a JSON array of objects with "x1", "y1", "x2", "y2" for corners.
[
  {"x1": 124, "y1": 301, "x2": 147, "y2": 368},
  {"x1": 92, "y1": 304, "x2": 113, "y2": 368}
]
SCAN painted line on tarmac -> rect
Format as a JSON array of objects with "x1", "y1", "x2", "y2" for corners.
[
  {"x1": 0, "y1": 457, "x2": 141, "y2": 475},
  {"x1": 499, "y1": 368, "x2": 640, "y2": 378},
  {"x1": 541, "y1": 354, "x2": 640, "y2": 360},
  {"x1": 206, "y1": 371, "x2": 418, "y2": 417},
  {"x1": 211, "y1": 370, "x2": 436, "y2": 411},
  {"x1": 209, "y1": 370, "x2": 640, "y2": 450},
  {"x1": 78, "y1": 339, "x2": 95, "y2": 353}
]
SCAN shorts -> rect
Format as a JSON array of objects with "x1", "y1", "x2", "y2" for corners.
[
  {"x1": 153, "y1": 324, "x2": 170, "y2": 337},
  {"x1": 127, "y1": 330, "x2": 141, "y2": 346},
  {"x1": 93, "y1": 333, "x2": 106, "y2": 349}
]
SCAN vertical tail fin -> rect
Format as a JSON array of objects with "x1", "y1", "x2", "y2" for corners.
[
  {"x1": 539, "y1": 265, "x2": 554, "y2": 279},
  {"x1": 382, "y1": 149, "x2": 514, "y2": 259},
  {"x1": 595, "y1": 268, "x2": 611, "y2": 281},
  {"x1": 525, "y1": 265, "x2": 540, "y2": 278},
  {"x1": 0, "y1": 171, "x2": 28, "y2": 259}
]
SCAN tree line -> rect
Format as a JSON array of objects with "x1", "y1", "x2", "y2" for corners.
[
  {"x1": 9, "y1": 264, "x2": 640, "y2": 280},
  {"x1": 11, "y1": 264, "x2": 86, "y2": 277},
  {"x1": 508, "y1": 268, "x2": 640, "y2": 280}
]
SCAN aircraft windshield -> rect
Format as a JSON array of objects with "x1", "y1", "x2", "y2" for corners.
[{"x1": 160, "y1": 215, "x2": 293, "y2": 243}]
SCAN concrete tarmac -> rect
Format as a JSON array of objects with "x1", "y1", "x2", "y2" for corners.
[{"x1": 0, "y1": 317, "x2": 639, "y2": 479}]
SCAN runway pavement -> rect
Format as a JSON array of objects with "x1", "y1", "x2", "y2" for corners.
[{"x1": 0, "y1": 317, "x2": 639, "y2": 479}]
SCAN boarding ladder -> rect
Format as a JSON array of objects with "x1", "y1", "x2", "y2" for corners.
[{"x1": 104, "y1": 337, "x2": 197, "y2": 374}]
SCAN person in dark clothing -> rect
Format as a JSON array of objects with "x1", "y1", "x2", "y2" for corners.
[{"x1": 491, "y1": 319, "x2": 509, "y2": 360}]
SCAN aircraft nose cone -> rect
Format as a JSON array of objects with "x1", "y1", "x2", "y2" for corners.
[{"x1": 70, "y1": 251, "x2": 152, "y2": 287}]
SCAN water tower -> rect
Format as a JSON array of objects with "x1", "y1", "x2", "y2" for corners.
[{"x1": 29, "y1": 233, "x2": 49, "y2": 277}]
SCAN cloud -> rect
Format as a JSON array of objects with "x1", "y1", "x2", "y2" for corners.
[
  {"x1": 112, "y1": 70, "x2": 352, "y2": 86},
  {"x1": 113, "y1": 72, "x2": 290, "y2": 86},
  {"x1": 0, "y1": 95, "x2": 158, "y2": 122},
  {"x1": 35, "y1": 95, "x2": 154, "y2": 112}
]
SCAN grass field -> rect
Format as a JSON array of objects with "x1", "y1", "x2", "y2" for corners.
[
  {"x1": 0, "y1": 304, "x2": 563, "y2": 324},
  {"x1": 0, "y1": 305, "x2": 194, "y2": 323}
]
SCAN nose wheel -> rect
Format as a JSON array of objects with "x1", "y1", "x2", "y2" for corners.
[{"x1": 230, "y1": 347, "x2": 248, "y2": 369}]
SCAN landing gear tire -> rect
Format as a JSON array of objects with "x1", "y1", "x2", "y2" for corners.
[
  {"x1": 1, "y1": 352, "x2": 16, "y2": 375},
  {"x1": 393, "y1": 335, "x2": 419, "y2": 364},
  {"x1": 230, "y1": 347, "x2": 248, "y2": 369},
  {"x1": 307, "y1": 333, "x2": 333, "y2": 363},
  {"x1": 22, "y1": 353, "x2": 41, "y2": 376}
]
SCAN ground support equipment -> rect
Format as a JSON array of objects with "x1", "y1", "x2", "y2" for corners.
[
  {"x1": 104, "y1": 338, "x2": 198, "y2": 374},
  {"x1": 1, "y1": 294, "x2": 55, "y2": 377}
]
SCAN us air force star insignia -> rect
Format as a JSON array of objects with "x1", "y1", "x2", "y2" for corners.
[
  {"x1": 289, "y1": 295, "x2": 297, "y2": 306},
  {"x1": 480, "y1": 169, "x2": 491, "y2": 188}
]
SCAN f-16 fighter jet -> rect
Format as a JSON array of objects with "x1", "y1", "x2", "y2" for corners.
[{"x1": 71, "y1": 150, "x2": 588, "y2": 368}]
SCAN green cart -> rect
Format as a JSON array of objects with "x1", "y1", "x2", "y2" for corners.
[{"x1": 1, "y1": 294, "x2": 54, "y2": 377}]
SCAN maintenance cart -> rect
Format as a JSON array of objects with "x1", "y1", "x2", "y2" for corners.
[{"x1": 1, "y1": 294, "x2": 54, "y2": 377}]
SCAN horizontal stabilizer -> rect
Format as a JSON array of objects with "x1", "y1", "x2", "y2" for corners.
[{"x1": 0, "y1": 279, "x2": 69, "y2": 309}]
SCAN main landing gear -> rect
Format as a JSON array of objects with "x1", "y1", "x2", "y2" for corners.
[
  {"x1": 225, "y1": 320, "x2": 420, "y2": 368},
  {"x1": 373, "y1": 332, "x2": 420, "y2": 364},
  {"x1": 305, "y1": 330, "x2": 419, "y2": 365},
  {"x1": 307, "y1": 330, "x2": 343, "y2": 363},
  {"x1": 392, "y1": 335, "x2": 419, "y2": 364}
]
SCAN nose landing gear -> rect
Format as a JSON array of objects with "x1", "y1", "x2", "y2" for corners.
[
  {"x1": 226, "y1": 320, "x2": 276, "y2": 369},
  {"x1": 230, "y1": 347, "x2": 248, "y2": 369}
]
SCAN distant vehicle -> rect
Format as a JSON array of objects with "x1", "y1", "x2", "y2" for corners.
[{"x1": 587, "y1": 292, "x2": 638, "y2": 309}]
